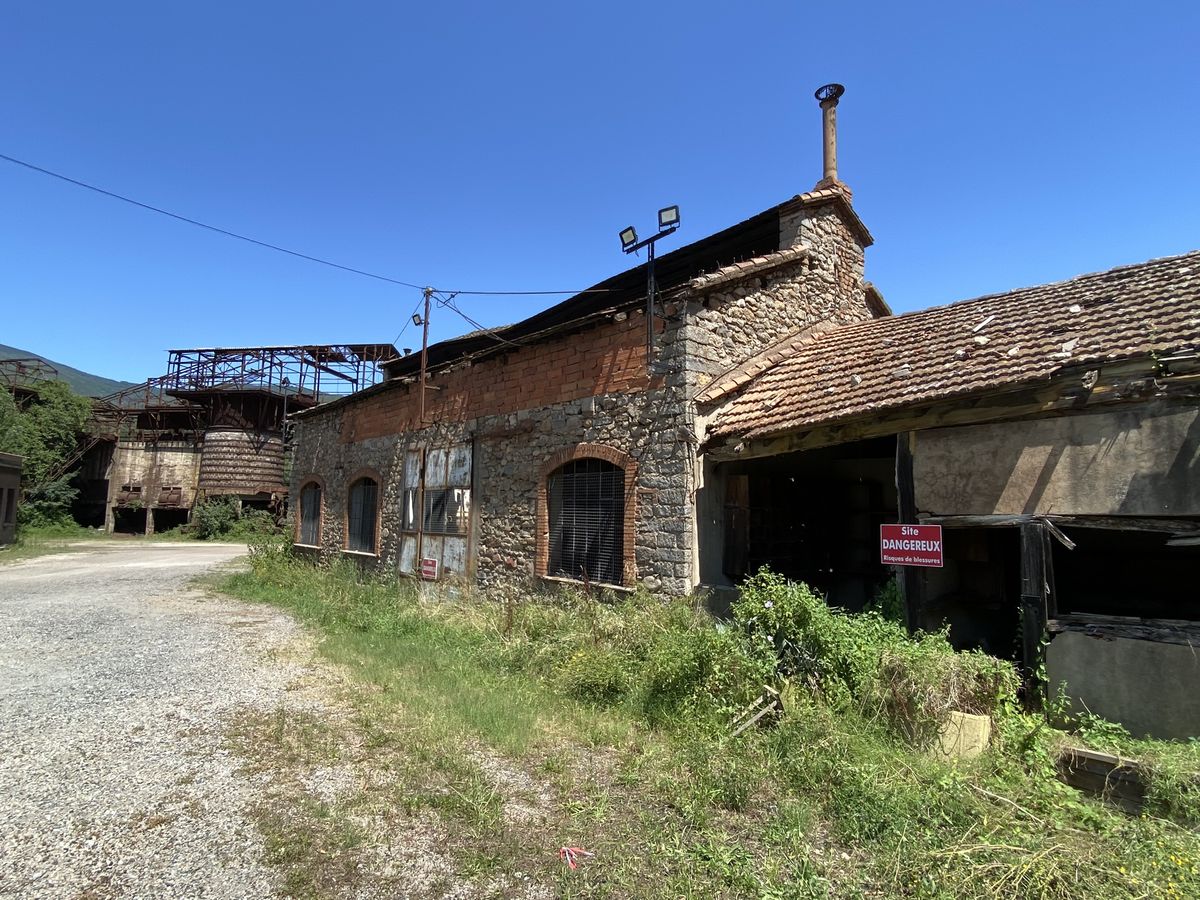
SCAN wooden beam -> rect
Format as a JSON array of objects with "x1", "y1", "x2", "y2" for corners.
[
  {"x1": 709, "y1": 370, "x2": 1200, "y2": 463},
  {"x1": 895, "y1": 430, "x2": 923, "y2": 634},
  {"x1": 1019, "y1": 522, "x2": 1050, "y2": 706},
  {"x1": 921, "y1": 513, "x2": 1200, "y2": 536},
  {"x1": 1049, "y1": 614, "x2": 1200, "y2": 647}
]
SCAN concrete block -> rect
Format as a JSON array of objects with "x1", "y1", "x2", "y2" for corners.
[{"x1": 935, "y1": 711, "x2": 991, "y2": 760}]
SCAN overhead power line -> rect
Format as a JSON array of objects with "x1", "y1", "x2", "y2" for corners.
[
  {"x1": 436, "y1": 292, "x2": 526, "y2": 349},
  {"x1": 0, "y1": 151, "x2": 426, "y2": 290},
  {"x1": 0, "y1": 151, "x2": 614, "y2": 298}
]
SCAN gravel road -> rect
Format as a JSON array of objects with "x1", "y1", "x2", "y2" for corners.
[{"x1": 0, "y1": 542, "x2": 310, "y2": 899}]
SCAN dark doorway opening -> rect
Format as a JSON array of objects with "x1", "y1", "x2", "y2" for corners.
[
  {"x1": 714, "y1": 436, "x2": 898, "y2": 610},
  {"x1": 923, "y1": 526, "x2": 1022, "y2": 659},
  {"x1": 112, "y1": 506, "x2": 146, "y2": 535},
  {"x1": 152, "y1": 507, "x2": 189, "y2": 533}
]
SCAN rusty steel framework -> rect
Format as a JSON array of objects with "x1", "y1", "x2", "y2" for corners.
[
  {"x1": 99, "y1": 344, "x2": 397, "y2": 411},
  {"x1": 0, "y1": 357, "x2": 59, "y2": 390}
]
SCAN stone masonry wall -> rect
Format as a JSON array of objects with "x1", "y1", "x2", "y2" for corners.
[
  {"x1": 290, "y1": 197, "x2": 876, "y2": 595},
  {"x1": 673, "y1": 197, "x2": 876, "y2": 586},
  {"x1": 291, "y1": 309, "x2": 697, "y2": 592}
]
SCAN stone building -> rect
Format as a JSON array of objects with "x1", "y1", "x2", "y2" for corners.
[
  {"x1": 288, "y1": 83, "x2": 1200, "y2": 738},
  {"x1": 98, "y1": 345, "x2": 393, "y2": 535},
  {"x1": 288, "y1": 87, "x2": 887, "y2": 592},
  {"x1": 701, "y1": 250, "x2": 1200, "y2": 738},
  {"x1": 0, "y1": 452, "x2": 20, "y2": 545}
]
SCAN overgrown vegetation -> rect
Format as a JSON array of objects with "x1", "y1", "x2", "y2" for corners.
[
  {"x1": 187, "y1": 497, "x2": 282, "y2": 540},
  {"x1": 221, "y1": 544, "x2": 1200, "y2": 898},
  {"x1": 0, "y1": 380, "x2": 92, "y2": 527}
]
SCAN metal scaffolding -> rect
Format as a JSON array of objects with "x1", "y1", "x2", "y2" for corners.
[{"x1": 99, "y1": 343, "x2": 397, "y2": 412}]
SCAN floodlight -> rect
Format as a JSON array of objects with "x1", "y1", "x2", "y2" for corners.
[
  {"x1": 619, "y1": 226, "x2": 638, "y2": 251},
  {"x1": 658, "y1": 205, "x2": 680, "y2": 230},
  {"x1": 412, "y1": 313, "x2": 423, "y2": 327}
]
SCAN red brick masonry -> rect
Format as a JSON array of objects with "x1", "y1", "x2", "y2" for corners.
[{"x1": 341, "y1": 316, "x2": 651, "y2": 444}]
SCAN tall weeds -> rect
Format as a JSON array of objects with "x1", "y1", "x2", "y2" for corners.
[{"x1": 225, "y1": 544, "x2": 1200, "y2": 899}]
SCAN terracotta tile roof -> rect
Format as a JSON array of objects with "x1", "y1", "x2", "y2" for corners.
[
  {"x1": 695, "y1": 321, "x2": 839, "y2": 405},
  {"x1": 708, "y1": 250, "x2": 1200, "y2": 441}
]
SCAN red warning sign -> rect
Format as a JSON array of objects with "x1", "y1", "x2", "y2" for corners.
[
  {"x1": 880, "y1": 524, "x2": 944, "y2": 568},
  {"x1": 419, "y1": 557, "x2": 439, "y2": 580}
]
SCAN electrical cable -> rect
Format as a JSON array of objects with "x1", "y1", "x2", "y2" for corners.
[
  {"x1": 0, "y1": 152, "x2": 427, "y2": 290},
  {"x1": 0, "y1": 151, "x2": 616, "y2": 298},
  {"x1": 436, "y1": 292, "x2": 526, "y2": 349},
  {"x1": 390, "y1": 294, "x2": 428, "y2": 350}
]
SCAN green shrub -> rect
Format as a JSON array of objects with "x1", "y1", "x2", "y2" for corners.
[
  {"x1": 190, "y1": 498, "x2": 282, "y2": 540},
  {"x1": 734, "y1": 568, "x2": 1019, "y2": 743},
  {"x1": 192, "y1": 497, "x2": 240, "y2": 538}
]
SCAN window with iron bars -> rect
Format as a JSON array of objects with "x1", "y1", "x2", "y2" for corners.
[
  {"x1": 347, "y1": 477, "x2": 378, "y2": 553},
  {"x1": 298, "y1": 482, "x2": 321, "y2": 545},
  {"x1": 547, "y1": 458, "x2": 624, "y2": 585}
]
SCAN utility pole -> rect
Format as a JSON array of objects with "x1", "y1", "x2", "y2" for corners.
[{"x1": 418, "y1": 286, "x2": 432, "y2": 424}]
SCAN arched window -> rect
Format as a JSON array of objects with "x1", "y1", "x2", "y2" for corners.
[
  {"x1": 547, "y1": 458, "x2": 624, "y2": 585},
  {"x1": 297, "y1": 481, "x2": 322, "y2": 546},
  {"x1": 347, "y1": 477, "x2": 378, "y2": 553}
]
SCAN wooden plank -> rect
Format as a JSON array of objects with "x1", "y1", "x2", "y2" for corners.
[
  {"x1": 722, "y1": 474, "x2": 750, "y2": 580},
  {"x1": 731, "y1": 703, "x2": 776, "y2": 738},
  {"x1": 895, "y1": 431, "x2": 923, "y2": 634},
  {"x1": 1049, "y1": 615, "x2": 1200, "y2": 647},
  {"x1": 920, "y1": 513, "x2": 1200, "y2": 536},
  {"x1": 1019, "y1": 522, "x2": 1049, "y2": 703},
  {"x1": 1057, "y1": 746, "x2": 1146, "y2": 814}
]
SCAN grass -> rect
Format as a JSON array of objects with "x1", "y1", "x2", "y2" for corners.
[
  {"x1": 218, "y1": 543, "x2": 1200, "y2": 898},
  {"x1": 0, "y1": 521, "x2": 110, "y2": 563}
]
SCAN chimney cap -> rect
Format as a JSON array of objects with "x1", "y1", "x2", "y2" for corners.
[{"x1": 814, "y1": 83, "x2": 845, "y2": 105}]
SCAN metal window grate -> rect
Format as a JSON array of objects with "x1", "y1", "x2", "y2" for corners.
[
  {"x1": 423, "y1": 487, "x2": 470, "y2": 535},
  {"x1": 548, "y1": 458, "x2": 624, "y2": 585},
  {"x1": 299, "y1": 483, "x2": 321, "y2": 545},
  {"x1": 347, "y1": 478, "x2": 377, "y2": 553}
]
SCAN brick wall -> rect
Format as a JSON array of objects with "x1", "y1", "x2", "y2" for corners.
[
  {"x1": 290, "y1": 194, "x2": 877, "y2": 595},
  {"x1": 341, "y1": 314, "x2": 652, "y2": 444}
]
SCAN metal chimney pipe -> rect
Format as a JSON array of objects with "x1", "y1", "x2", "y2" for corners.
[{"x1": 814, "y1": 83, "x2": 845, "y2": 185}]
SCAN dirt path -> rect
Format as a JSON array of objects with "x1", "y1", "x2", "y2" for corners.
[{"x1": 0, "y1": 542, "x2": 475, "y2": 899}]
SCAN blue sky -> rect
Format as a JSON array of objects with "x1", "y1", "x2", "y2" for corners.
[{"x1": 3, "y1": 1, "x2": 1198, "y2": 383}]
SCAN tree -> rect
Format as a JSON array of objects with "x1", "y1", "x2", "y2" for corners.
[{"x1": 0, "y1": 381, "x2": 94, "y2": 527}]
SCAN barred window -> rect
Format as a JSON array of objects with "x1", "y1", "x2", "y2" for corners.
[
  {"x1": 547, "y1": 458, "x2": 624, "y2": 585},
  {"x1": 426, "y1": 488, "x2": 469, "y2": 535},
  {"x1": 298, "y1": 482, "x2": 321, "y2": 545},
  {"x1": 347, "y1": 477, "x2": 378, "y2": 553}
]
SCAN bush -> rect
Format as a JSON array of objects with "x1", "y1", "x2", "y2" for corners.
[
  {"x1": 190, "y1": 499, "x2": 283, "y2": 540},
  {"x1": 191, "y1": 497, "x2": 240, "y2": 539},
  {"x1": 734, "y1": 568, "x2": 1020, "y2": 743}
]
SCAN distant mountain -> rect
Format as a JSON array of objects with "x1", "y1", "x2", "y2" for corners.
[{"x1": 0, "y1": 344, "x2": 139, "y2": 398}]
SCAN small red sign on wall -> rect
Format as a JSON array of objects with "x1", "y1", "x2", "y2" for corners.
[
  {"x1": 880, "y1": 524, "x2": 944, "y2": 568},
  {"x1": 420, "y1": 557, "x2": 439, "y2": 580}
]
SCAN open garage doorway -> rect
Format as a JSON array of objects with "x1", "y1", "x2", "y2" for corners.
[
  {"x1": 701, "y1": 436, "x2": 898, "y2": 611},
  {"x1": 112, "y1": 506, "x2": 147, "y2": 535},
  {"x1": 152, "y1": 507, "x2": 189, "y2": 534}
]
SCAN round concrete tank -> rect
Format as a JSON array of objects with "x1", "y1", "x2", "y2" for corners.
[{"x1": 198, "y1": 429, "x2": 286, "y2": 496}]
